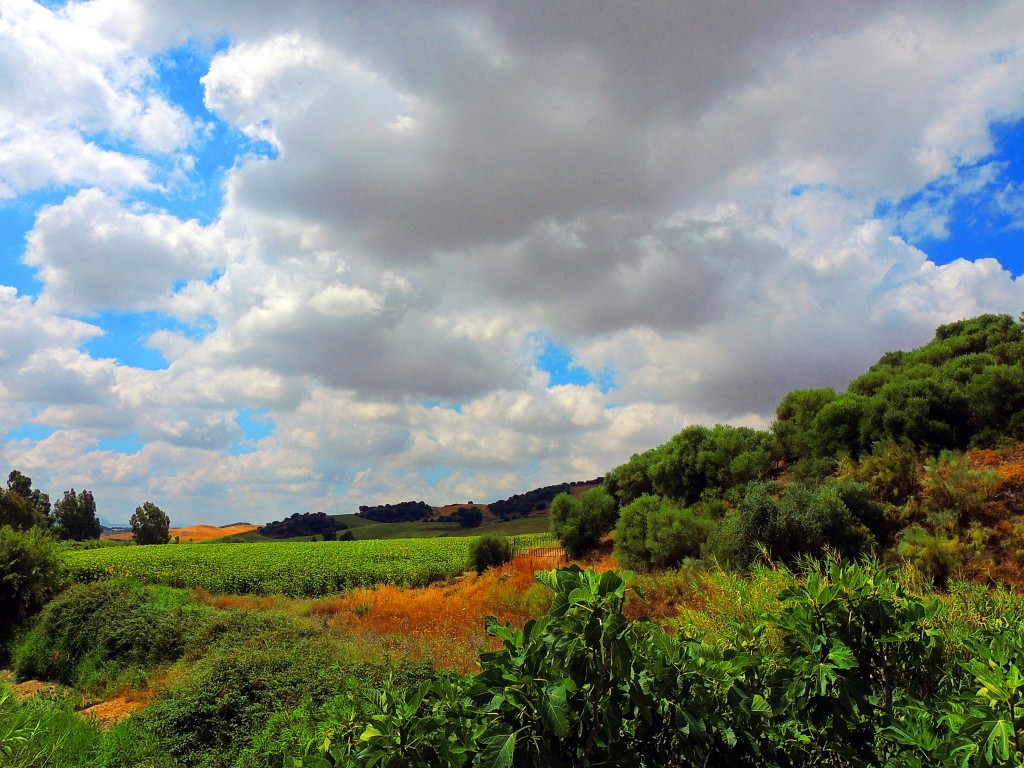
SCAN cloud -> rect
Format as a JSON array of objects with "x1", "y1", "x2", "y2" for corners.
[
  {"x1": 4, "y1": 0, "x2": 1024, "y2": 525},
  {"x1": 24, "y1": 189, "x2": 224, "y2": 314},
  {"x1": 0, "y1": 0, "x2": 198, "y2": 196}
]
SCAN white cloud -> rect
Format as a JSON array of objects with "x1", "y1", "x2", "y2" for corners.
[
  {"x1": 24, "y1": 188, "x2": 224, "y2": 314},
  {"x1": 0, "y1": 0, "x2": 198, "y2": 196}
]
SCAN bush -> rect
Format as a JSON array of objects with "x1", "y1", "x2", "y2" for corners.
[
  {"x1": 646, "y1": 504, "x2": 716, "y2": 569},
  {"x1": 468, "y1": 534, "x2": 512, "y2": 574},
  {"x1": 550, "y1": 486, "x2": 617, "y2": 558},
  {"x1": 0, "y1": 525, "x2": 66, "y2": 641},
  {"x1": 725, "y1": 480, "x2": 879, "y2": 568},
  {"x1": 139, "y1": 616, "x2": 346, "y2": 768},
  {"x1": 613, "y1": 495, "x2": 659, "y2": 568},
  {"x1": 12, "y1": 579, "x2": 202, "y2": 690}
]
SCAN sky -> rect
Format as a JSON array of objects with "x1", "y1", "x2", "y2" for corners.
[{"x1": 2, "y1": 1, "x2": 1024, "y2": 526}]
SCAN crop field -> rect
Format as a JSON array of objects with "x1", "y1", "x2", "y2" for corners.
[{"x1": 61, "y1": 534, "x2": 552, "y2": 596}]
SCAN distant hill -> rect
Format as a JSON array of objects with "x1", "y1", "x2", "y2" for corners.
[{"x1": 356, "y1": 478, "x2": 604, "y2": 526}]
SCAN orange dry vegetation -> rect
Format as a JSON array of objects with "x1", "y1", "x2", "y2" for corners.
[
  {"x1": 197, "y1": 552, "x2": 626, "y2": 673},
  {"x1": 104, "y1": 523, "x2": 259, "y2": 542},
  {"x1": 310, "y1": 555, "x2": 565, "y2": 672},
  {"x1": 963, "y1": 443, "x2": 1024, "y2": 585}
]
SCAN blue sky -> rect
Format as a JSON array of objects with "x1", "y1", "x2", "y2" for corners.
[{"x1": 2, "y1": 0, "x2": 1024, "y2": 525}]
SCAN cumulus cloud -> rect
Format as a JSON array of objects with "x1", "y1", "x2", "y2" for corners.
[
  {"x1": 24, "y1": 189, "x2": 224, "y2": 314},
  {"x1": 0, "y1": 0, "x2": 198, "y2": 196}
]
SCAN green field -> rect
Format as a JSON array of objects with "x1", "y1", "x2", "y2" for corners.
[
  {"x1": 214, "y1": 512, "x2": 552, "y2": 543},
  {"x1": 62, "y1": 533, "x2": 552, "y2": 596}
]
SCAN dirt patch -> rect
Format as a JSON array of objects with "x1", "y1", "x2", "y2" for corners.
[
  {"x1": 80, "y1": 693, "x2": 148, "y2": 726},
  {"x1": 105, "y1": 523, "x2": 260, "y2": 542}
]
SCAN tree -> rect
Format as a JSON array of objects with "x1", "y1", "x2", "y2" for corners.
[
  {"x1": 131, "y1": 501, "x2": 171, "y2": 545},
  {"x1": 53, "y1": 489, "x2": 102, "y2": 541},
  {"x1": 0, "y1": 489, "x2": 35, "y2": 532},
  {"x1": 551, "y1": 486, "x2": 617, "y2": 558},
  {"x1": 6, "y1": 470, "x2": 50, "y2": 528}
]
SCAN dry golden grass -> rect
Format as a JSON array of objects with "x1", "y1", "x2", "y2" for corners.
[{"x1": 104, "y1": 523, "x2": 259, "y2": 542}]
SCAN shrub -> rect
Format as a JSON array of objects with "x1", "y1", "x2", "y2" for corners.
[
  {"x1": 468, "y1": 534, "x2": 512, "y2": 574},
  {"x1": 550, "y1": 486, "x2": 617, "y2": 558},
  {"x1": 12, "y1": 579, "x2": 202, "y2": 690},
  {"x1": 727, "y1": 480, "x2": 879, "y2": 568},
  {"x1": 0, "y1": 525, "x2": 66, "y2": 641},
  {"x1": 139, "y1": 617, "x2": 346, "y2": 768},
  {"x1": 646, "y1": 504, "x2": 716, "y2": 569},
  {"x1": 613, "y1": 495, "x2": 659, "y2": 568}
]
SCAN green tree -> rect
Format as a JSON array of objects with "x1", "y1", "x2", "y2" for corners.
[
  {"x1": 131, "y1": 501, "x2": 171, "y2": 545},
  {"x1": 0, "y1": 488, "x2": 36, "y2": 532},
  {"x1": 773, "y1": 387, "x2": 837, "y2": 461},
  {"x1": 604, "y1": 449, "x2": 657, "y2": 506},
  {"x1": 4, "y1": 470, "x2": 50, "y2": 529},
  {"x1": 550, "y1": 487, "x2": 617, "y2": 558},
  {"x1": 613, "y1": 494, "x2": 659, "y2": 567},
  {"x1": 53, "y1": 489, "x2": 101, "y2": 542}
]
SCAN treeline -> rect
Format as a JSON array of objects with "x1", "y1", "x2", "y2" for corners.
[
  {"x1": 359, "y1": 478, "x2": 604, "y2": 527},
  {"x1": 357, "y1": 500, "x2": 434, "y2": 523},
  {"x1": 1, "y1": 470, "x2": 172, "y2": 549},
  {"x1": 0, "y1": 471, "x2": 102, "y2": 541},
  {"x1": 550, "y1": 313, "x2": 1024, "y2": 584},
  {"x1": 489, "y1": 479, "x2": 602, "y2": 520},
  {"x1": 258, "y1": 511, "x2": 351, "y2": 539}
]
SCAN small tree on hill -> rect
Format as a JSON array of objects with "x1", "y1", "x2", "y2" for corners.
[
  {"x1": 53, "y1": 489, "x2": 102, "y2": 541},
  {"x1": 131, "y1": 501, "x2": 171, "y2": 545}
]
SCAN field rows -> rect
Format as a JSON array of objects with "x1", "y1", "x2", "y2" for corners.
[{"x1": 62, "y1": 534, "x2": 551, "y2": 596}]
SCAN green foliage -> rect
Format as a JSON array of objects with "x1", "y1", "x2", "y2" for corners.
[
  {"x1": 920, "y1": 450, "x2": 998, "y2": 529},
  {"x1": 612, "y1": 494, "x2": 659, "y2": 567},
  {"x1": 8, "y1": 471, "x2": 50, "y2": 523},
  {"x1": 0, "y1": 489, "x2": 38, "y2": 532},
  {"x1": 843, "y1": 439, "x2": 925, "y2": 507},
  {"x1": 608, "y1": 424, "x2": 778, "y2": 510},
  {"x1": 696, "y1": 424, "x2": 778, "y2": 497},
  {"x1": 0, "y1": 525, "x2": 66, "y2": 640},
  {"x1": 141, "y1": 633, "x2": 344, "y2": 767},
  {"x1": 132, "y1": 501, "x2": 172, "y2": 545},
  {"x1": 603, "y1": 449, "x2": 658, "y2": 506},
  {"x1": 468, "y1": 534, "x2": 512, "y2": 574},
  {"x1": 53, "y1": 488, "x2": 101, "y2": 541},
  {"x1": 897, "y1": 525, "x2": 962, "y2": 588},
  {"x1": 293, "y1": 560, "x2": 1024, "y2": 767},
  {"x1": 0, "y1": 685, "x2": 104, "y2": 768},
  {"x1": 773, "y1": 388, "x2": 837, "y2": 461},
  {"x1": 614, "y1": 495, "x2": 715, "y2": 570},
  {"x1": 550, "y1": 487, "x2": 617, "y2": 558},
  {"x1": 726, "y1": 480, "x2": 880, "y2": 567},
  {"x1": 775, "y1": 314, "x2": 1024, "y2": 462},
  {"x1": 12, "y1": 579, "x2": 201, "y2": 691}
]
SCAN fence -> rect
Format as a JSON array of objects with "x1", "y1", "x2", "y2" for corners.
[{"x1": 512, "y1": 545, "x2": 566, "y2": 562}]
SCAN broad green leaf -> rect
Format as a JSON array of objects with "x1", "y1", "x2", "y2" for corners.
[
  {"x1": 474, "y1": 730, "x2": 517, "y2": 768},
  {"x1": 541, "y1": 684, "x2": 571, "y2": 738}
]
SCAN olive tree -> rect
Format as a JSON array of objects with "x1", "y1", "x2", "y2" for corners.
[{"x1": 131, "y1": 501, "x2": 171, "y2": 545}]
